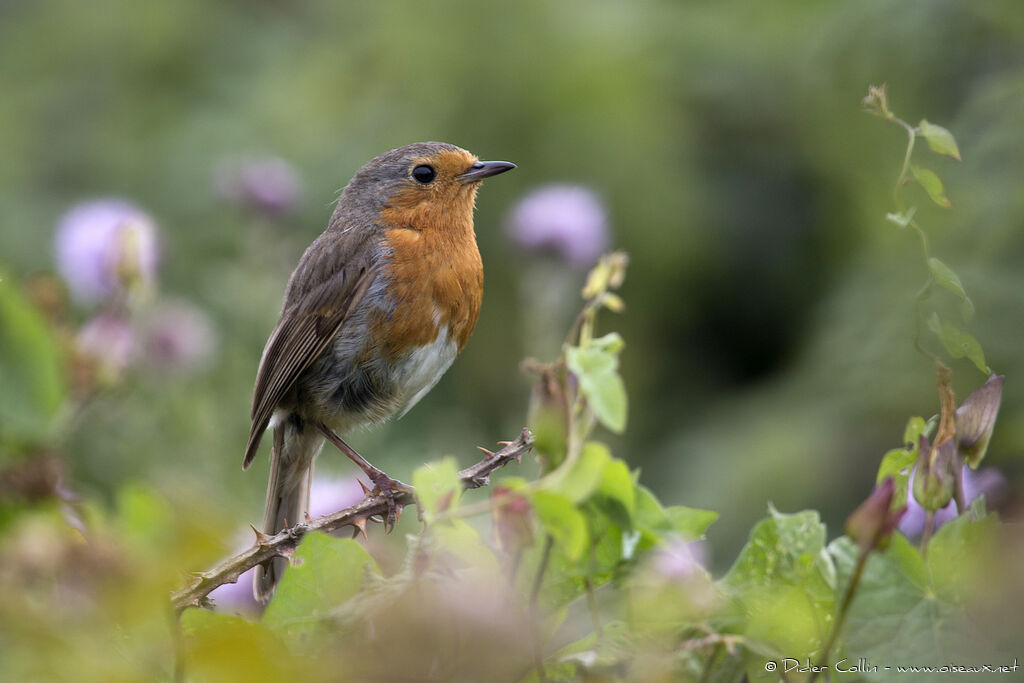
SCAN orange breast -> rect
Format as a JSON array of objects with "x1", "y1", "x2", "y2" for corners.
[{"x1": 373, "y1": 203, "x2": 483, "y2": 363}]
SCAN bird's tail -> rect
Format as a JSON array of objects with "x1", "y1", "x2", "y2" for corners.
[{"x1": 253, "y1": 419, "x2": 322, "y2": 602}]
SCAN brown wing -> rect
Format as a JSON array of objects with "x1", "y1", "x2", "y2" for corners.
[{"x1": 242, "y1": 251, "x2": 380, "y2": 469}]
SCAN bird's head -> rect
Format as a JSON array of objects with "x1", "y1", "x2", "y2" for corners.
[{"x1": 340, "y1": 142, "x2": 515, "y2": 234}]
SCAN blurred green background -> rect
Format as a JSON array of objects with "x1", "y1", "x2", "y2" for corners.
[{"x1": 2, "y1": 0, "x2": 1022, "y2": 564}]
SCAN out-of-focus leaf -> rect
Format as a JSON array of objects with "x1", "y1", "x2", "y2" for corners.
[
  {"x1": 876, "y1": 447, "x2": 916, "y2": 512},
  {"x1": 919, "y1": 119, "x2": 962, "y2": 161},
  {"x1": 903, "y1": 415, "x2": 927, "y2": 445},
  {"x1": 927, "y1": 499, "x2": 999, "y2": 603},
  {"x1": 182, "y1": 609, "x2": 310, "y2": 680},
  {"x1": 412, "y1": 456, "x2": 462, "y2": 522},
  {"x1": 831, "y1": 529, "x2": 999, "y2": 670},
  {"x1": 262, "y1": 533, "x2": 379, "y2": 635},
  {"x1": 548, "y1": 441, "x2": 610, "y2": 503},
  {"x1": 960, "y1": 296, "x2": 975, "y2": 323},
  {"x1": 0, "y1": 274, "x2": 66, "y2": 450},
  {"x1": 927, "y1": 257, "x2": 967, "y2": 301},
  {"x1": 597, "y1": 456, "x2": 635, "y2": 519},
  {"x1": 532, "y1": 491, "x2": 588, "y2": 561},
  {"x1": 927, "y1": 313, "x2": 988, "y2": 374},
  {"x1": 723, "y1": 507, "x2": 834, "y2": 668},
  {"x1": 665, "y1": 506, "x2": 719, "y2": 539},
  {"x1": 911, "y1": 165, "x2": 952, "y2": 208},
  {"x1": 433, "y1": 518, "x2": 500, "y2": 571}
]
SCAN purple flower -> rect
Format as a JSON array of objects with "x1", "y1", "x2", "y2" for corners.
[
  {"x1": 214, "y1": 156, "x2": 302, "y2": 216},
  {"x1": 506, "y1": 185, "x2": 610, "y2": 267},
  {"x1": 75, "y1": 312, "x2": 136, "y2": 382},
  {"x1": 899, "y1": 465, "x2": 1007, "y2": 537},
  {"x1": 55, "y1": 199, "x2": 159, "y2": 305},
  {"x1": 308, "y1": 475, "x2": 366, "y2": 518},
  {"x1": 652, "y1": 538, "x2": 708, "y2": 581},
  {"x1": 140, "y1": 300, "x2": 218, "y2": 374}
]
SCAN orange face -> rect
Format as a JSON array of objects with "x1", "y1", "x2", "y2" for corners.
[{"x1": 381, "y1": 148, "x2": 483, "y2": 235}]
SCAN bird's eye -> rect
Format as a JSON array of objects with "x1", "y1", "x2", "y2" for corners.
[{"x1": 411, "y1": 164, "x2": 436, "y2": 184}]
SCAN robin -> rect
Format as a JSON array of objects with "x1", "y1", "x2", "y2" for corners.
[{"x1": 243, "y1": 142, "x2": 514, "y2": 600}]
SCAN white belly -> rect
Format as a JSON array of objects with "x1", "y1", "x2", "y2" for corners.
[{"x1": 393, "y1": 324, "x2": 458, "y2": 418}]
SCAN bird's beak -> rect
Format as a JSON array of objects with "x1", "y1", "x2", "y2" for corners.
[{"x1": 459, "y1": 160, "x2": 516, "y2": 183}]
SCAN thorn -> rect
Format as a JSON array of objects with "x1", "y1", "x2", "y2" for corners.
[
  {"x1": 250, "y1": 524, "x2": 273, "y2": 546},
  {"x1": 496, "y1": 440, "x2": 512, "y2": 447},
  {"x1": 350, "y1": 516, "x2": 368, "y2": 539},
  {"x1": 477, "y1": 446, "x2": 495, "y2": 457},
  {"x1": 357, "y1": 479, "x2": 372, "y2": 495},
  {"x1": 515, "y1": 453, "x2": 523, "y2": 464}
]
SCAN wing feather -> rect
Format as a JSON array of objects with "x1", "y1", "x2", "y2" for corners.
[{"x1": 242, "y1": 258, "x2": 380, "y2": 469}]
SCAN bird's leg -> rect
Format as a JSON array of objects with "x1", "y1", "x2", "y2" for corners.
[{"x1": 315, "y1": 423, "x2": 412, "y2": 531}]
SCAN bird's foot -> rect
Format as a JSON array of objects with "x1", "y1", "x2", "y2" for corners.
[{"x1": 365, "y1": 470, "x2": 413, "y2": 533}]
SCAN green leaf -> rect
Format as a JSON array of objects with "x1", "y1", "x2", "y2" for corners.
[
  {"x1": 182, "y1": 610, "x2": 304, "y2": 680},
  {"x1": 927, "y1": 257, "x2": 967, "y2": 301},
  {"x1": 927, "y1": 502, "x2": 999, "y2": 603},
  {"x1": 919, "y1": 119, "x2": 962, "y2": 161},
  {"x1": 262, "y1": 533, "x2": 380, "y2": 634},
  {"x1": 722, "y1": 508, "x2": 834, "y2": 660},
  {"x1": 911, "y1": 165, "x2": 952, "y2": 208},
  {"x1": 547, "y1": 441, "x2": 610, "y2": 503},
  {"x1": 903, "y1": 415, "x2": 927, "y2": 445},
  {"x1": 590, "y1": 331, "x2": 625, "y2": 354},
  {"x1": 585, "y1": 371, "x2": 628, "y2": 434},
  {"x1": 412, "y1": 456, "x2": 463, "y2": 522},
  {"x1": 885, "y1": 206, "x2": 916, "y2": 228},
  {"x1": 960, "y1": 296, "x2": 975, "y2": 323},
  {"x1": 928, "y1": 313, "x2": 988, "y2": 374},
  {"x1": 876, "y1": 447, "x2": 916, "y2": 511},
  {"x1": 433, "y1": 518, "x2": 500, "y2": 571},
  {"x1": 0, "y1": 273, "x2": 66, "y2": 449},
  {"x1": 532, "y1": 491, "x2": 588, "y2": 561},
  {"x1": 597, "y1": 455, "x2": 635, "y2": 518},
  {"x1": 665, "y1": 505, "x2": 719, "y2": 539},
  {"x1": 830, "y1": 532, "x2": 999, "y2": 669},
  {"x1": 565, "y1": 344, "x2": 628, "y2": 434}
]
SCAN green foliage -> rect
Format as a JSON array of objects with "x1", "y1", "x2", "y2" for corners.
[
  {"x1": 927, "y1": 313, "x2": 988, "y2": 374},
  {"x1": 262, "y1": 533, "x2": 380, "y2": 636},
  {"x1": 0, "y1": 274, "x2": 66, "y2": 451},
  {"x1": 566, "y1": 333, "x2": 628, "y2": 434}
]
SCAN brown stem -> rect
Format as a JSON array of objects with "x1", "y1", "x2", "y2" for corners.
[{"x1": 170, "y1": 429, "x2": 534, "y2": 614}]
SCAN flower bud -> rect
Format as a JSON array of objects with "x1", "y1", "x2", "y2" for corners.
[
  {"x1": 955, "y1": 374, "x2": 1004, "y2": 469},
  {"x1": 912, "y1": 436, "x2": 956, "y2": 512},
  {"x1": 845, "y1": 478, "x2": 906, "y2": 553},
  {"x1": 491, "y1": 487, "x2": 534, "y2": 556}
]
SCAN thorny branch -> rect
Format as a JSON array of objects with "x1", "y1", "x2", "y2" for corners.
[{"x1": 171, "y1": 428, "x2": 534, "y2": 614}]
